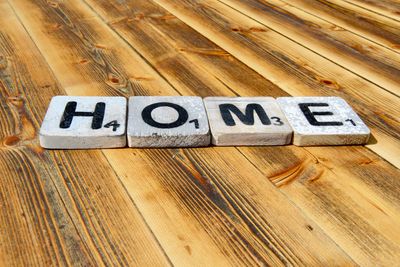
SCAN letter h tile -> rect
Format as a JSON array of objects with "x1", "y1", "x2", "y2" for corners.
[{"x1": 40, "y1": 96, "x2": 127, "y2": 149}]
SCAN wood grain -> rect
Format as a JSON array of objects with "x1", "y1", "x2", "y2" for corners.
[
  {"x1": 84, "y1": 0, "x2": 283, "y2": 98},
  {"x1": 78, "y1": 0, "x2": 400, "y2": 264},
  {"x1": 281, "y1": 0, "x2": 400, "y2": 51},
  {"x1": 1, "y1": 0, "x2": 400, "y2": 265},
  {"x1": 106, "y1": 147, "x2": 355, "y2": 266},
  {"x1": 8, "y1": 0, "x2": 357, "y2": 265},
  {"x1": 146, "y1": 0, "x2": 400, "y2": 168},
  {"x1": 80, "y1": 0, "x2": 400, "y2": 264},
  {"x1": 342, "y1": 0, "x2": 400, "y2": 21},
  {"x1": 219, "y1": 0, "x2": 400, "y2": 94},
  {"x1": 0, "y1": 1, "x2": 169, "y2": 266},
  {"x1": 240, "y1": 145, "x2": 400, "y2": 265}
]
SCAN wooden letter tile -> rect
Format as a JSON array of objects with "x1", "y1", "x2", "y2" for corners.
[
  {"x1": 277, "y1": 96, "x2": 370, "y2": 146},
  {"x1": 40, "y1": 96, "x2": 127, "y2": 149},
  {"x1": 127, "y1": 96, "x2": 210, "y2": 147},
  {"x1": 204, "y1": 97, "x2": 293, "y2": 146}
]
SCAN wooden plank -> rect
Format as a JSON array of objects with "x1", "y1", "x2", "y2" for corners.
[
  {"x1": 105, "y1": 147, "x2": 355, "y2": 266},
  {"x1": 280, "y1": 0, "x2": 400, "y2": 51},
  {"x1": 8, "y1": 0, "x2": 357, "y2": 265},
  {"x1": 218, "y1": 0, "x2": 400, "y2": 95},
  {"x1": 145, "y1": 0, "x2": 400, "y2": 168},
  {"x1": 81, "y1": 0, "x2": 400, "y2": 264},
  {"x1": 340, "y1": 0, "x2": 400, "y2": 22},
  {"x1": 240, "y1": 145, "x2": 400, "y2": 265},
  {"x1": 0, "y1": 1, "x2": 170, "y2": 266},
  {"x1": 85, "y1": 0, "x2": 283, "y2": 98}
]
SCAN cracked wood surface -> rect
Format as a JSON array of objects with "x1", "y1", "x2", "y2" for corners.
[{"x1": 1, "y1": 0, "x2": 399, "y2": 266}]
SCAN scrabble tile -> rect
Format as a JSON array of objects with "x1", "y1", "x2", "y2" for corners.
[
  {"x1": 40, "y1": 96, "x2": 127, "y2": 149},
  {"x1": 127, "y1": 96, "x2": 210, "y2": 147},
  {"x1": 277, "y1": 96, "x2": 370, "y2": 146},
  {"x1": 204, "y1": 97, "x2": 293, "y2": 146}
]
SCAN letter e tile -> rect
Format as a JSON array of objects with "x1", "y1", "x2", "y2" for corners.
[{"x1": 277, "y1": 96, "x2": 370, "y2": 146}]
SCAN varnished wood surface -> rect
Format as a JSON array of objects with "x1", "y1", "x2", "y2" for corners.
[{"x1": 0, "y1": 0, "x2": 399, "y2": 265}]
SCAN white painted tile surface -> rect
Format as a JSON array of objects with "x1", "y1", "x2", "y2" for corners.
[
  {"x1": 277, "y1": 96, "x2": 370, "y2": 146},
  {"x1": 127, "y1": 96, "x2": 210, "y2": 147},
  {"x1": 204, "y1": 97, "x2": 293, "y2": 146},
  {"x1": 40, "y1": 96, "x2": 127, "y2": 149}
]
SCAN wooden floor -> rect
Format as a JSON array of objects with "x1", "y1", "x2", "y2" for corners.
[{"x1": 0, "y1": 0, "x2": 399, "y2": 265}]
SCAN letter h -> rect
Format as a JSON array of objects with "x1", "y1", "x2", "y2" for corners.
[{"x1": 59, "y1": 101, "x2": 106, "y2": 129}]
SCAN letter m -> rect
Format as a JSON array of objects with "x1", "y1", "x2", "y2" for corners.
[{"x1": 219, "y1": 103, "x2": 271, "y2": 126}]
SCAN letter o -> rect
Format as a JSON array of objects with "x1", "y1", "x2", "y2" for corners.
[{"x1": 142, "y1": 102, "x2": 189, "y2": 129}]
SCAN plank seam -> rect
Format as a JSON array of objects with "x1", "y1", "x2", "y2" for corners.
[
  {"x1": 78, "y1": 2, "x2": 362, "y2": 261},
  {"x1": 83, "y1": 0, "x2": 400, "y2": 167},
  {"x1": 217, "y1": 0, "x2": 400, "y2": 99},
  {"x1": 278, "y1": 0, "x2": 400, "y2": 54},
  {"x1": 3, "y1": 2, "x2": 82, "y2": 265},
  {"x1": 5, "y1": 1, "x2": 170, "y2": 264},
  {"x1": 100, "y1": 150, "x2": 174, "y2": 267},
  {"x1": 80, "y1": 0, "x2": 180, "y2": 97},
  {"x1": 339, "y1": 0, "x2": 400, "y2": 23},
  {"x1": 234, "y1": 147, "x2": 358, "y2": 264}
]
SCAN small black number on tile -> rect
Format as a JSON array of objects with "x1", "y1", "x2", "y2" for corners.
[
  {"x1": 104, "y1": 120, "x2": 120, "y2": 131},
  {"x1": 189, "y1": 119, "x2": 199, "y2": 129},
  {"x1": 346, "y1": 119, "x2": 356, "y2": 126},
  {"x1": 271, "y1": 116, "x2": 284, "y2": 126}
]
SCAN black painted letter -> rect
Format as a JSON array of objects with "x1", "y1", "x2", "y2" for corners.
[
  {"x1": 59, "y1": 101, "x2": 105, "y2": 129},
  {"x1": 299, "y1": 103, "x2": 343, "y2": 126},
  {"x1": 142, "y1": 102, "x2": 189, "y2": 128},
  {"x1": 219, "y1": 103, "x2": 271, "y2": 126}
]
